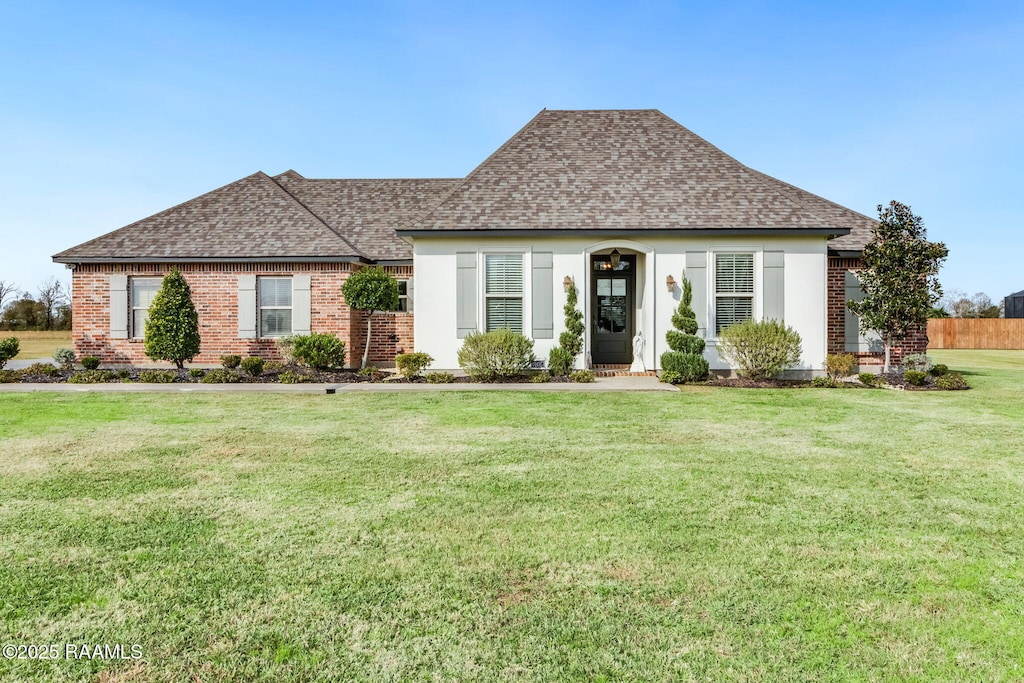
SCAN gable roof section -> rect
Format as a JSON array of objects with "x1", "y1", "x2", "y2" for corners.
[
  {"x1": 54, "y1": 172, "x2": 364, "y2": 263},
  {"x1": 272, "y1": 171, "x2": 460, "y2": 260},
  {"x1": 404, "y1": 109, "x2": 865, "y2": 241}
]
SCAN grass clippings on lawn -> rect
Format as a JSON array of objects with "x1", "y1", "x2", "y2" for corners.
[{"x1": 0, "y1": 351, "x2": 1022, "y2": 681}]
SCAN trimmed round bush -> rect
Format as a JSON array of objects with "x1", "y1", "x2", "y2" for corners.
[
  {"x1": 568, "y1": 369, "x2": 595, "y2": 383},
  {"x1": 931, "y1": 363, "x2": 949, "y2": 377},
  {"x1": 220, "y1": 354, "x2": 241, "y2": 369},
  {"x1": 189, "y1": 368, "x2": 206, "y2": 379},
  {"x1": 0, "y1": 337, "x2": 19, "y2": 369},
  {"x1": 858, "y1": 371, "x2": 879, "y2": 387},
  {"x1": 717, "y1": 319, "x2": 802, "y2": 380},
  {"x1": 201, "y1": 369, "x2": 242, "y2": 383},
  {"x1": 811, "y1": 376, "x2": 839, "y2": 388},
  {"x1": 659, "y1": 370, "x2": 683, "y2": 385},
  {"x1": 935, "y1": 372, "x2": 968, "y2": 390},
  {"x1": 903, "y1": 369, "x2": 928, "y2": 386},
  {"x1": 824, "y1": 353, "x2": 856, "y2": 379},
  {"x1": 530, "y1": 372, "x2": 551, "y2": 383},
  {"x1": 292, "y1": 333, "x2": 347, "y2": 370},
  {"x1": 395, "y1": 352, "x2": 433, "y2": 379},
  {"x1": 80, "y1": 356, "x2": 101, "y2": 370},
  {"x1": 659, "y1": 351, "x2": 709, "y2": 383},
  {"x1": 279, "y1": 370, "x2": 316, "y2": 384},
  {"x1": 240, "y1": 356, "x2": 265, "y2": 377},
  {"x1": 140, "y1": 370, "x2": 177, "y2": 383},
  {"x1": 901, "y1": 353, "x2": 935, "y2": 374},
  {"x1": 425, "y1": 372, "x2": 456, "y2": 384},
  {"x1": 457, "y1": 329, "x2": 536, "y2": 381},
  {"x1": 68, "y1": 370, "x2": 117, "y2": 383}
]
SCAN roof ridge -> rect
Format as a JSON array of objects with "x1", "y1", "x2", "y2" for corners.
[
  {"x1": 410, "y1": 109, "x2": 551, "y2": 229},
  {"x1": 265, "y1": 172, "x2": 368, "y2": 259}
]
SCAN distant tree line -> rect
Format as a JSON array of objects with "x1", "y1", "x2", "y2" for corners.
[
  {"x1": 930, "y1": 289, "x2": 1003, "y2": 319},
  {"x1": 0, "y1": 277, "x2": 72, "y2": 331}
]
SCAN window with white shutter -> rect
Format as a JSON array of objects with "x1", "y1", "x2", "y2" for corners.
[
  {"x1": 484, "y1": 254, "x2": 523, "y2": 332},
  {"x1": 714, "y1": 253, "x2": 754, "y2": 335}
]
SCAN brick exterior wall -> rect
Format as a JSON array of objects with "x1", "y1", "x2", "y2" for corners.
[
  {"x1": 826, "y1": 257, "x2": 928, "y2": 366},
  {"x1": 70, "y1": 262, "x2": 415, "y2": 367}
]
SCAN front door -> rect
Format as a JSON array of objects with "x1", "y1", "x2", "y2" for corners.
[{"x1": 591, "y1": 254, "x2": 635, "y2": 364}]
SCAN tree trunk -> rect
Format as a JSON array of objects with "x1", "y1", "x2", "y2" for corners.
[
  {"x1": 361, "y1": 312, "x2": 373, "y2": 369},
  {"x1": 883, "y1": 339, "x2": 892, "y2": 374}
]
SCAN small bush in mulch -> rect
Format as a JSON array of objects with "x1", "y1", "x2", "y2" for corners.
[
  {"x1": 934, "y1": 372, "x2": 969, "y2": 390},
  {"x1": 530, "y1": 372, "x2": 551, "y2": 383},
  {"x1": 0, "y1": 369, "x2": 23, "y2": 383},
  {"x1": 68, "y1": 370, "x2": 118, "y2": 384},
  {"x1": 140, "y1": 370, "x2": 178, "y2": 383},
  {"x1": 569, "y1": 370, "x2": 596, "y2": 383},
  {"x1": 279, "y1": 370, "x2": 317, "y2": 384},
  {"x1": 201, "y1": 369, "x2": 243, "y2": 384},
  {"x1": 240, "y1": 356, "x2": 265, "y2": 377},
  {"x1": 859, "y1": 372, "x2": 880, "y2": 387},
  {"x1": 425, "y1": 372, "x2": 456, "y2": 384},
  {"x1": 189, "y1": 368, "x2": 206, "y2": 379},
  {"x1": 80, "y1": 356, "x2": 101, "y2": 370},
  {"x1": 220, "y1": 354, "x2": 241, "y2": 369}
]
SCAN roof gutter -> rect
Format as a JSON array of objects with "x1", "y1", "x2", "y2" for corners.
[{"x1": 52, "y1": 256, "x2": 368, "y2": 265}]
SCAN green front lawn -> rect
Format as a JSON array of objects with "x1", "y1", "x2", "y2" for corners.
[{"x1": 1, "y1": 351, "x2": 1022, "y2": 681}]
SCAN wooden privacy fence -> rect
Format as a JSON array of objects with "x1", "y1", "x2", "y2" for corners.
[{"x1": 927, "y1": 319, "x2": 1024, "y2": 349}]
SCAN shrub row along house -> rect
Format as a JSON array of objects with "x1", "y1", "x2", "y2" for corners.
[{"x1": 53, "y1": 109, "x2": 922, "y2": 372}]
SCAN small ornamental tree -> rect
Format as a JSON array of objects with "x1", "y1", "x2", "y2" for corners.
[
  {"x1": 847, "y1": 201, "x2": 948, "y2": 373},
  {"x1": 144, "y1": 269, "x2": 200, "y2": 369},
  {"x1": 341, "y1": 266, "x2": 399, "y2": 369},
  {"x1": 659, "y1": 274, "x2": 708, "y2": 382},
  {"x1": 548, "y1": 279, "x2": 584, "y2": 376}
]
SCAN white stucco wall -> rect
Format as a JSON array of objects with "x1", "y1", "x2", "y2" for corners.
[{"x1": 411, "y1": 235, "x2": 828, "y2": 373}]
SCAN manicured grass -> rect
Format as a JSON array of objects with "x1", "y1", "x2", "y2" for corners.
[
  {"x1": 0, "y1": 331, "x2": 72, "y2": 360},
  {"x1": 1, "y1": 351, "x2": 1022, "y2": 681}
]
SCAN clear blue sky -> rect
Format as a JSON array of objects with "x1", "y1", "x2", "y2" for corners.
[{"x1": 2, "y1": 1, "x2": 1022, "y2": 302}]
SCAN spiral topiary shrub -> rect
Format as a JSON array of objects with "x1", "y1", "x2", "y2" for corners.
[{"x1": 660, "y1": 274, "x2": 708, "y2": 383}]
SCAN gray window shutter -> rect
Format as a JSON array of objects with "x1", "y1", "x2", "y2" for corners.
[
  {"x1": 292, "y1": 275, "x2": 311, "y2": 335},
  {"x1": 763, "y1": 251, "x2": 785, "y2": 322},
  {"x1": 406, "y1": 277, "x2": 414, "y2": 312},
  {"x1": 238, "y1": 274, "x2": 257, "y2": 339},
  {"x1": 684, "y1": 252, "x2": 707, "y2": 337},
  {"x1": 109, "y1": 274, "x2": 128, "y2": 339},
  {"x1": 531, "y1": 252, "x2": 553, "y2": 339},
  {"x1": 456, "y1": 252, "x2": 478, "y2": 338}
]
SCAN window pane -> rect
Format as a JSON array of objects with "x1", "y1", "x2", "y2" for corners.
[
  {"x1": 486, "y1": 298, "x2": 523, "y2": 332},
  {"x1": 261, "y1": 309, "x2": 292, "y2": 336},
  {"x1": 131, "y1": 278, "x2": 161, "y2": 309},
  {"x1": 715, "y1": 254, "x2": 754, "y2": 294},
  {"x1": 132, "y1": 310, "x2": 149, "y2": 337},
  {"x1": 716, "y1": 297, "x2": 753, "y2": 334},
  {"x1": 485, "y1": 255, "x2": 523, "y2": 294},
  {"x1": 259, "y1": 278, "x2": 292, "y2": 307}
]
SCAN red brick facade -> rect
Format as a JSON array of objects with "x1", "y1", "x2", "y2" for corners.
[
  {"x1": 826, "y1": 257, "x2": 928, "y2": 366},
  {"x1": 71, "y1": 262, "x2": 414, "y2": 367}
]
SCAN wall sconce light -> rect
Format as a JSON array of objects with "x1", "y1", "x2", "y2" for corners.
[
  {"x1": 666, "y1": 274, "x2": 676, "y2": 292},
  {"x1": 610, "y1": 249, "x2": 621, "y2": 269},
  {"x1": 563, "y1": 275, "x2": 572, "y2": 291}
]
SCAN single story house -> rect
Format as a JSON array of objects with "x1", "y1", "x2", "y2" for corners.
[{"x1": 53, "y1": 109, "x2": 923, "y2": 372}]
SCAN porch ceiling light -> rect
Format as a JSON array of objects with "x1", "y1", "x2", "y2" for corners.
[
  {"x1": 610, "y1": 249, "x2": 621, "y2": 269},
  {"x1": 563, "y1": 275, "x2": 572, "y2": 291},
  {"x1": 666, "y1": 274, "x2": 676, "y2": 292}
]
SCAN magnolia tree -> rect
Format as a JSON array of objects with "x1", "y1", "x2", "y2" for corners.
[
  {"x1": 144, "y1": 269, "x2": 201, "y2": 368},
  {"x1": 848, "y1": 201, "x2": 947, "y2": 372},
  {"x1": 341, "y1": 266, "x2": 399, "y2": 369}
]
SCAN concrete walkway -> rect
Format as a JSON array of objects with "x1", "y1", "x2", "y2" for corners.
[{"x1": 0, "y1": 375, "x2": 675, "y2": 394}]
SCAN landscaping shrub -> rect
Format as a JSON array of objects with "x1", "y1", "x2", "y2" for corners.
[
  {"x1": 189, "y1": 368, "x2": 206, "y2": 379},
  {"x1": 425, "y1": 372, "x2": 456, "y2": 384},
  {"x1": 0, "y1": 369, "x2": 22, "y2": 383},
  {"x1": 901, "y1": 353, "x2": 935, "y2": 374},
  {"x1": 931, "y1": 363, "x2": 949, "y2": 377},
  {"x1": 661, "y1": 274, "x2": 708, "y2": 382},
  {"x1": 659, "y1": 370, "x2": 683, "y2": 385},
  {"x1": 220, "y1": 354, "x2": 241, "y2": 369},
  {"x1": 201, "y1": 369, "x2": 242, "y2": 383},
  {"x1": 717, "y1": 319, "x2": 802, "y2": 380},
  {"x1": 80, "y1": 356, "x2": 101, "y2": 370},
  {"x1": 68, "y1": 370, "x2": 117, "y2": 383},
  {"x1": 548, "y1": 346, "x2": 574, "y2": 377},
  {"x1": 395, "y1": 352, "x2": 433, "y2": 379},
  {"x1": 811, "y1": 376, "x2": 839, "y2": 388},
  {"x1": 264, "y1": 361, "x2": 285, "y2": 372},
  {"x1": 357, "y1": 365, "x2": 380, "y2": 377},
  {"x1": 23, "y1": 362, "x2": 60, "y2": 377},
  {"x1": 53, "y1": 347, "x2": 76, "y2": 369},
  {"x1": 341, "y1": 266, "x2": 400, "y2": 369},
  {"x1": 824, "y1": 353, "x2": 856, "y2": 379},
  {"x1": 858, "y1": 372, "x2": 879, "y2": 387},
  {"x1": 457, "y1": 329, "x2": 536, "y2": 381},
  {"x1": 0, "y1": 337, "x2": 19, "y2": 369},
  {"x1": 660, "y1": 352, "x2": 710, "y2": 383},
  {"x1": 144, "y1": 269, "x2": 201, "y2": 369},
  {"x1": 292, "y1": 333, "x2": 346, "y2": 370},
  {"x1": 117, "y1": 369, "x2": 131, "y2": 380},
  {"x1": 903, "y1": 369, "x2": 928, "y2": 386},
  {"x1": 569, "y1": 369, "x2": 595, "y2": 383},
  {"x1": 275, "y1": 335, "x2": 296, "y2": 364},
  {"x1": 279, "y1": 370, "x2": 316, "y2": 384},
  {"x1": 140, "y1": 370, "x2": 177, "y2": 383},
  {"x1": 530, "y1": 372, "x2": 551, "y2": 383},
  {"x1": 935, "y1": 372, "x2": 969, "y2": 390},
  {"x1": 240, "y1": 356, "x2": 265, "y2": 377}
]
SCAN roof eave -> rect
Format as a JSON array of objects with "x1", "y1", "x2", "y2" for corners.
[
  {"x1": 52, "y1": 255, "x2": 368, "y2": 265},
  {"x1": 396, "y1": 227, "x2": 851, "y2": 238}
]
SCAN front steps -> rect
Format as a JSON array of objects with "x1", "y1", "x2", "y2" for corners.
[{"x1": 592, "y1": 364, "x2": 659, "y2": 378}]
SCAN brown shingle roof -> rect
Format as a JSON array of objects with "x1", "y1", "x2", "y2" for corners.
[
  {"x1": 54, "y1": 172, "x2": 364, "y2": 262},
  {"x1": 272, "y1": 171, "x2": 460, "y2": 260},
  {"x1": 408, "y1": 109, "x2": 870, "y2": 244}
]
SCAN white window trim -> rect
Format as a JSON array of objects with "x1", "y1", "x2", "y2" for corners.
[
  {"x1": 129, "y1": 277, "x2": 162, "y2": 340},
  {"x1": 258, "y1": 276, "x2": 293, "y2": 338},
  {"x1": 708, "y1": 247, "x2": 763, "y2": 341},
  {"x1": 479, "y1": 249, "x2": 532, "y2": 335},
  {"x1": 397, "y1": 279, "x2": 410, "y2": 313}
]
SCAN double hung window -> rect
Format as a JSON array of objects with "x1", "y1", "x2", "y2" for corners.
[
  {"x1": 130, "y1": 277, "x2": 162, "y2": 338},
  {"x1": 484, "y1": 254, "x2": 523, "y2": 332},
  {"x1": 714, "y1": 253, "x2": 754, "y2": 335},
  {"x1": 259, "y1": 277, "x2": 292, "y2": 337}
]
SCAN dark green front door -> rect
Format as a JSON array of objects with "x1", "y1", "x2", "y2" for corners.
[{"x1": 591, "y1": 255, "x2": 635, "y2": 364}]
